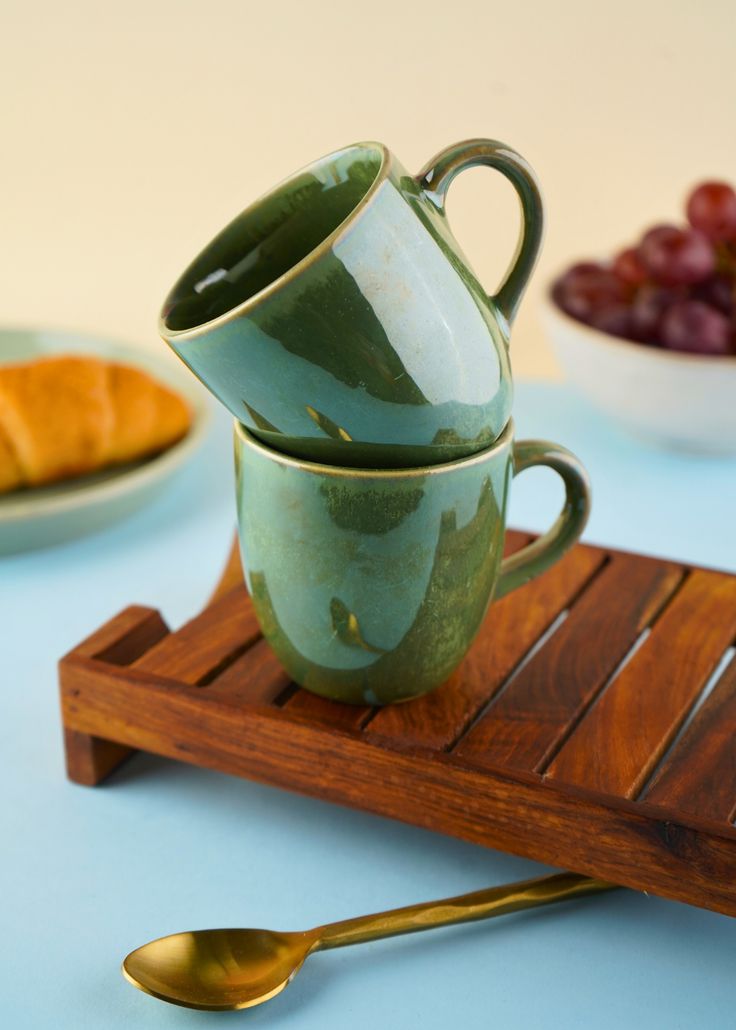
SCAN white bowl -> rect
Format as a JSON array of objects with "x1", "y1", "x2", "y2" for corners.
[{"x1": 541, "y1": 291, "x2": 736, "y2": 455}]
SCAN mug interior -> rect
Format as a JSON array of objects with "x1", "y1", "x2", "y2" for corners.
[{"x1": 162, "y1": 144, "x2": 384, "y2": 333}]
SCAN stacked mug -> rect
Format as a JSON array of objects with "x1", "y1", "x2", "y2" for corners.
[{"x1": 160, "y1": 140, "x2": 591, "y2": 705}]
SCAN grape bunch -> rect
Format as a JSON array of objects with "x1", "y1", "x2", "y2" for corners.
[{"x1": 552, "y1": 182, "x2": 736, "y2": 356}]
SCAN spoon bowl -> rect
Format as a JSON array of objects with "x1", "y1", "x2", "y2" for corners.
[{"x1": 123, "y1": 927, "x2": 317, "y2": 1011}]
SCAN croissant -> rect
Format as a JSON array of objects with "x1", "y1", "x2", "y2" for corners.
[{"x1": 0, "y1": 354, "x2": 192, "y2": 493}]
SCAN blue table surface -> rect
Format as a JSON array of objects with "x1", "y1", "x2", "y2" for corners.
[{"x1": 3, "y1": 380, "x2": 735, "y2": 1030}]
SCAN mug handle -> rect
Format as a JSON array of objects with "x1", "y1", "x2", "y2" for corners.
[
  {"x1": 495, "y1": 440, "x2": 591, "y2": 600},
  {"x1": 415, "y1": 139, "x2": 544, "y2": 330}
]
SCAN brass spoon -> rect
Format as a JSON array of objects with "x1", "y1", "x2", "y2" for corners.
[{"x1": 122, "y1": 872, "x2": 616, "y2": 1011}]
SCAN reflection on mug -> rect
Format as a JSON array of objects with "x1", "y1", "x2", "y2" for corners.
[{"x1": 247, "y1": 474, "x2": 502, "y2": 705}]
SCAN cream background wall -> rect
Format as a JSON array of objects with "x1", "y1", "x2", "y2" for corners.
[{"x1": 2, "y1": 0, "x2": 734, "y2": 378}]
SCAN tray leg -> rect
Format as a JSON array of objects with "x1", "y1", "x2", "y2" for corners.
[{"x1": 63, "y1": 727, "x2": 135, "y2": 786}]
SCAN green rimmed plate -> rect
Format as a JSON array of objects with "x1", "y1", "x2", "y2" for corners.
[{"x1": 0, "y1": 327, "x2": 210, "y2": 555}]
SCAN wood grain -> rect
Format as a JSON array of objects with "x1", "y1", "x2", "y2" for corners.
[
  {"x1": 134, "y1": 586, "x2": 260, "y2": 684},
  {"x1": 547, "y1": 570, "x2": 736, "y2": 797},
  {"x1": 206, "y1": 638, "x2": 291, "y2": 706},
  {"x1": 62, "y1": 728, "x2": 136, "y2": 786},
  {"x1": 454, "y1": 554, "x2": 683, "y2": 773},
  {"x1": 644, "y1": 654, "x2": 736, "y2": 823},
  {"x1": 284, "y1": 688, "x2": 371, "y2": 732},
  {"x1": 58, "y1": 605, "x2": 171, "y2": 781},
  {"x1": 58, "y1": 538, "x2": 736, "y2": 918},
  {"x1": 62, "y1": 605, "x2": 169, "y2": 664},
  {"x1": 60, "y1": 655, "x2": 736, "y2": 916}
]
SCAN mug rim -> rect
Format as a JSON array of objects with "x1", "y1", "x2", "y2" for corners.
[
  {"x1": 234, "y1": 418, "x2": 514, "y2": 478},
  {"x1": 160, "y1": 141, "x2": 391, "y2": 342}
]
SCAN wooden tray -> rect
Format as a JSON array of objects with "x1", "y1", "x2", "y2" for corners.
[{"x1": 59, "y1": 532, "x2": 736, "y2": 916}]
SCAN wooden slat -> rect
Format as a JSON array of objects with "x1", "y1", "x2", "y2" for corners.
[
  {"x1": 60, "y1": 657, "x2": 736, "y2": 917},
  {"x1": 133, "y1": 586, "x2": 261, "y2": 684},
  {"x1": 453, "y1": 554, "x2": 683, "y2": 773},
  {"x1": 546, "y1": 570, "x2": 736, "y2": 797},
  {"x1": 644, "y1": 654, "x2": 736, "y2": 822},
  {"x1": 286, "y1": 687, "x2": 371, "y2": 732},
  {"x1": 60, "y1": 610, "x2": 169, "y2": 783},
  {"x1": 206, "y1": 638, "x2": 291, "y2": 706},
  {"x1": 62, "y1": 606, "x2": 169, "y2": 665}
]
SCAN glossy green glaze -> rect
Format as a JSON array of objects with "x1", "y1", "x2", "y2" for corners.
[
  {"x1": 234, "y1": 421, "x2": 590, "y2": 705},
  {"x1": 162, "y1": 140, "x2": 544, "y2": 468}
]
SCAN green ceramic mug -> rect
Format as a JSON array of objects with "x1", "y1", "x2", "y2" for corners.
[
  {"x1": 162, "y1": 139, "x2": 543, "y2": 468},
  {"x1": 234, "y1": 420, "x2": 590, "y2": 705}
]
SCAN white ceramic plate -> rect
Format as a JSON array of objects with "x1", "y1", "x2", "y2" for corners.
[{"x1": 0, "y1": 327, "x2": 211, "y2": 554}]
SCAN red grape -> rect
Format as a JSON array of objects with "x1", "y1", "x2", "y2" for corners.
[
  {"x1": 589, "y1": 304, "x2": 634, "y2": 339},
  {"x1": 613, "y1": 247, "x2": 648, "y2": 287},
  {"x1": 638, "y1": 225, "x2": 716, "y2": 286},
  {"x1": 692, "y1": 272, "x2": 735, "y2": 316},
  {"x1": 660, "y1": 300, "x2": 732, "y2": 355},
  {"x1": 686, "y1": 181, "x2": 736, "y2": 242},
  {"x1": 553, "y1": 179, "x2": 736, "y2": 357},
  {"x1": 553, "y1": 263, "x2": 625, "y2": 322},
  {"x1": 630, "y1": 285, "x2": 681, "y2": 342}
]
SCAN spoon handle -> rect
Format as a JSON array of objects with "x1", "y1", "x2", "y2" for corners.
[{"x1": 314, "y1": 872, "x2": 617, "y2": 951}]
